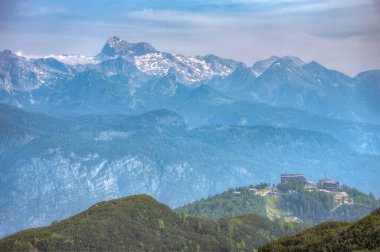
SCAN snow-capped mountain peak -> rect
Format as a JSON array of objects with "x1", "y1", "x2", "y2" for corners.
[
  {"x1": 94, "y1": 36, "x2": 240, "y2": 84},
  {"x1": 0, "y1": 50, "x2": 44, "y2": 92},
  {"x1": 0, "y1": 50, "x2": 77, "y2": 93}
]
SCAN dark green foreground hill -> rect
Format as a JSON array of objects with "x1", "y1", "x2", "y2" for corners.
[
  {"x1": 0, "y1": 195, "x2": 302, "y2": 252},
  {"x1": 260, "y1": 208, "x2": 380, "y2": 252}
]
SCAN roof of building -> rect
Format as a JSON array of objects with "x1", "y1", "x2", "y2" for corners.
[
  {"x1": 319, "y1": 178, "x2": 338, "y2": 184},
  {"x1": 281, "y1": 174, "x2": 305, "y2": 177},
  {"x1": 324, "y1": 181, "x2": 338, "y2": 185}
]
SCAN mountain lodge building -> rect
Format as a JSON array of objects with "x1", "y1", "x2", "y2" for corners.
[{"x1": 281, "y1": 174, "x2": 306, "y2": 184}]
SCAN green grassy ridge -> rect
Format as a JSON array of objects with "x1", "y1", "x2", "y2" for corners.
[
  {"x1": 0, "y1": 194, "x2": 303, "y2": 252},
  {"x1": 259, "y1": 208, "x2": 380, "y2": 251}
]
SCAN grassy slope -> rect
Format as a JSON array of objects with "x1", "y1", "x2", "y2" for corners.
[
  {"x1": 259, "y1": 208, "x2": 380, "y2": 252},
  {"x1": 0, "y1": 194, "x2": 302, "y2": 252}
]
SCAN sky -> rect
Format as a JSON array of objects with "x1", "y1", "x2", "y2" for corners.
[{"x1": 0, "y1": 0, "x2": 379, "y2": 76}]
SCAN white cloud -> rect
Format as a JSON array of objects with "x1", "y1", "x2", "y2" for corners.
[
  {"x1": 126, "y1": 9, "x2": 237, "y2": 26},
  {"x1": 17, "y1": 4, "x2": 70, "y2": 17},
  {"x1": 120, "y1": 3, "x2": 380, "y2": 75},
  {"x1": 15, "y1": 51, "x2": 98, "y2": 65},
  {"x1": 50, "y1": 55, "x2": 98, "y2": 65}
]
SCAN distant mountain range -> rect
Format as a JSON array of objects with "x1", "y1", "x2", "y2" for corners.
[
  {"x1": 1, "y1": 37, "x2": 380, "y2": 155},
  {"x1": 0, "y1": 36, "x2": 379, "y2": 238},
  {"x1": 1, "y1": 36, "x2": 379, "y2": 123}
]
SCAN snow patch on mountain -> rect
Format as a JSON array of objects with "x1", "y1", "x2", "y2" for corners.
[
  {"x1": 94, "y1": 131, "x2": 135, "y2": 141},
  {"x1": 135, "y1": 52, "x2": 235, "y2": 84}
]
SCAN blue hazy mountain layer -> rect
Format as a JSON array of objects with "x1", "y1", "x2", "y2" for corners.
[
  {"x1": 0, "y1": 37, "x2": 380, "y2": 238},
  {"x1": 0, "y1": 104, "x2": 380, "y2": 237},
  {"x1": 1, "y1": 54, "x2": 380, "y2": 155},
  {"x1": 9, "y1": 72, "x2": 379, "y2": 155},
  {"x1": 205, "y1": 57, "x2": 380, "y2": 124}
]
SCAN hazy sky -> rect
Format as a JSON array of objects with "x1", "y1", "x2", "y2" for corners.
[{"x1": 0, "y1": 0, "x2": 379, "y2": 76}]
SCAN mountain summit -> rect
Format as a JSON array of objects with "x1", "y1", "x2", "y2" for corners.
[{"x1": 98, "y1": 36, "x2": 157, "y2": 59}]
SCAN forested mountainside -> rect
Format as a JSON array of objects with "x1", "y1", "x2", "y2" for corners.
[
  {"x1": 176, "y1": 182, "x2": 379, "y2": 225},
  {"x1": 0, "y1": 195, "x2": 305, "y2": 252},
  {"x1": 259, "y1": 208, "x2": 380, "y2": 251}
]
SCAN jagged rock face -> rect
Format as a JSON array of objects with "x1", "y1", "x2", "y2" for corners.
[
  {"x1": 0, "y1": 50, "x2": 40, "y2": 92},
  {"x1": 0, "y1": 50, "x2": 77, "y2": 95},
  {"x1": 99, "y1": 36, "x2": 157, "y2": 58},
  {"x1": 96, "y1": 36, "x2": 240, "y2": 83}
]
